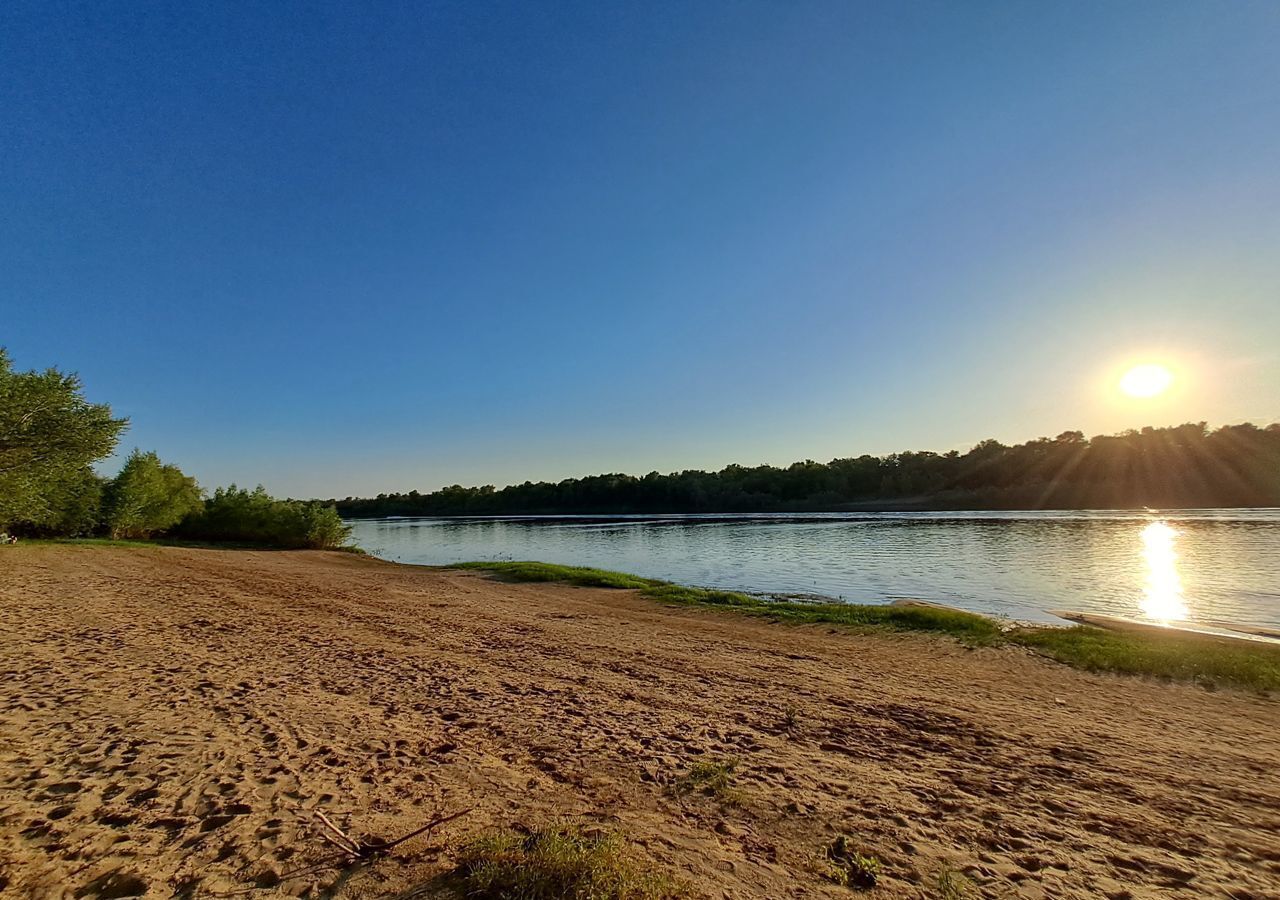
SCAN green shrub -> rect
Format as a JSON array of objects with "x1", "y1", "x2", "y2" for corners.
[{"x1": 175, "y1": 485, "x2": 351, "y2": 549}]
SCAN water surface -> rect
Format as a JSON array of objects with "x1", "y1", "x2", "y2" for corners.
[{"x1": 347, "y1": 510, "x2": 1280, "y2": 628}]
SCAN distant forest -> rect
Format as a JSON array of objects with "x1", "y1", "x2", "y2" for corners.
[{"x1": 331, "y1": 422, "x2": 1280, "y2": 517}]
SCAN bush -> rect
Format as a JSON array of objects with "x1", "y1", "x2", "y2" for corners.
[
  {"x1": 454, "y1": 823, "x2": 685, "y2": 899},
  {"x1": 103, "y1": 450, "x2": 203, "y2": 539},
  {"x1": 175, "y1": 485, "x2": 351, "y2": 549}
]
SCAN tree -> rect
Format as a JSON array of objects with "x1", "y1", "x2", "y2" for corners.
[
  {"x1": 330, "y1": 420, "x2": 1280, "y2": 515},
  {"x1": 175, "y1": 485, "x2": 351, "y2": 549},
  {"x1": 0, "y1": 349, "x2": 127, "y2": 530},
  {"x1": 44, "y1": 467, "x2": 106, "y2": 536},
  {"x1": 103, "y1": 450, "x2": 203, "y2": 538}
]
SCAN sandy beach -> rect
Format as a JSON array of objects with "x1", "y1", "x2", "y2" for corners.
[{"x1": 1, "y1": 545, "x2": 1278, "y2": 898}]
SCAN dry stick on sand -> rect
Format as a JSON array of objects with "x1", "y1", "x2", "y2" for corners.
[
  {"x1": 208, "y1": 806, "x2": 473, "y2": 896},
  {"x1": 312, "y1": 808, "x2": 364, "y2": 857},
  {"x1": 311, "y1": 806, "x2": 474, "y2": 859}
]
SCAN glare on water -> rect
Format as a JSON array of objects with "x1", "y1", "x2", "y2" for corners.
[{"x1": 1140, "y1": 521, "x2": 1188, "y2": 623}]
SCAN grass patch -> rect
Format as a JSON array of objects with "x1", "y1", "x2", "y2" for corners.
[
  {"x1": 453, "y1": 823, "x2": 686, "y2": 899},
  {"x1": 934, "y1": 865, "x2": 971, "y2": 899},
  {"x1": 454, "y1": 561, "x2": 1280, "y2": 694},
  {"x1": 744, "y1": 598, "x2": 1004, "y2": 644},
  {"x1": 669, "y1": 757, "x2": 742, "y2": 804},
  {"x1": 1009, "y1": 625, "x2": 1280, "y2": 693},
  {"x1": 453, "y1": 562, "x2": 1003, "y2": 645},
  {"x1": 821, "y1": 836, "x2": 881, "y2": 890},
  {"x1": 454, "y1": 561, "x2": 660, "y2": 591},
  {"x1": 17, "y1": 536, "x2": 367, "y2": 553},
  {"x1": 14, "y1": 537, "x2": 157, "y2": 549}
]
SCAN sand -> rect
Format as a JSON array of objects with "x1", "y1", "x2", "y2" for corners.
[{"x1": 1, "y1": 545, "x2": 1277, "y2": 899}]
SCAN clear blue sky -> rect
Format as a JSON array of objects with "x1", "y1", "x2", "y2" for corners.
[{"x1": 4, "y1": 1, "x2": 1278, "y2": 498}]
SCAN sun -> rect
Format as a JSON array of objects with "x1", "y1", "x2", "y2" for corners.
[{"x1": 1119, "y1": 363, "x2": 1174, "y2": 398}]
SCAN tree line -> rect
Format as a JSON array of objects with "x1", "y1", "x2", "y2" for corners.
[
  {"x1": 332, "y1": 422, "x2": 1280, "y2": 517},
  {"x1": 0, "y1": 350, "x2": 349, "y2": 548}
]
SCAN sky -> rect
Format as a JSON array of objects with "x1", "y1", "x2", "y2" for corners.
[{"x1": 3, "y1": 1, "x2": 1278, "y2": 498}]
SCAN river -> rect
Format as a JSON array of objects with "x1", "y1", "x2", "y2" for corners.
[{"x1": 347, "y1": 509, "x2": 1280, "y2": 628}]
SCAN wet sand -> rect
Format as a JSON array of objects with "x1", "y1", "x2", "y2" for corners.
[{"x1": 1, "y1": 545, "x2": 1277, "y2": 898}]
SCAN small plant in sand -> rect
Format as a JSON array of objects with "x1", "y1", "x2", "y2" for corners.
[
  {"x1": 780, "y1": 704, "x2": 801, "y2": 734},
  {"x1": 454, "y1": 822, "x2": 686, "y2": 899},
  {"x1": 933, "y1": 864, "x2": 970, "y2": 898},
  {"x1": 669, "y1": 756, "x2": 742, "y2": 805},
  {"x1": 822, "y1": 835, "x2": 881, "y2": 890}
]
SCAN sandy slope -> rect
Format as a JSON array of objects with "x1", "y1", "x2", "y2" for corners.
[{"x1": 0, "y1": 545, "x2": 1277, "y2": 899}]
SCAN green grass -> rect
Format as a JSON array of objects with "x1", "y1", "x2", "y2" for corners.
[
  {"x1": 452, "y1": 561, "x2": 1004, "y2": 644},
  {"x1": 453, "y1": 823, "x2": 687, "y2": 899},
  {"x1": 14, "y1": 537, "x2": 154, "y2": 549},
  {"x1": 1009, "y1": 625, "x2": 1280, "y2": 692},
  {"x1": 669, "y1": 757, "x2": 742, "y2": 805},
  {"x1": 15, "y1": 536, "x2": 366, "y2": 553},
  {"x1": 453, "y1": 561, "x2": 1280, "y2": 694},
  {"x1": 933, "y1": 865, "x2": 971, "y2": 899}
]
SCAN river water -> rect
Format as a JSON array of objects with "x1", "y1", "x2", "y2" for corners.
[{"x1": 347, "y1": 510, "x2": 1280, "y2": 629}]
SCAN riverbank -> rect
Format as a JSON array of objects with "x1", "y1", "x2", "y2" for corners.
[
  {"x1": 2, "y1": 545, "x2": 1278, "y2": 897},
  {"x1": 453, "y1": 562, "x2": 1280, "y2": 693}
]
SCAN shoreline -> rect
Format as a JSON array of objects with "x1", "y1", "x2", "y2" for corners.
[
  {"x1": 1050, "y1": 609, "x2": 1280, "y2": 646},
  {"x1": 447, "y1": 560, "x2": 1280, "y2": 693},
  {"x1": 29, "y1": 536, "x2": 1280, "y2": 644}
]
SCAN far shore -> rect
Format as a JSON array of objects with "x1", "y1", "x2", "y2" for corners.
[{"x1": 1, "y1": 544, "x2": 1278, "y2": 898}]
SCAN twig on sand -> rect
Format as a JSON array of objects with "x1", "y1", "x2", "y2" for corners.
[
  {"x1": 311, "y1": 808, "x2": 363, "y2": 856},
  {"x1": 360, "y1": 807, "x2": 473, "y2": 855},
  {"x1": 204, "y1": 805, "x2": 472, "y2": 896},
  {"x1": 310, "y1": 805, "x2": 473, "y2": 860}
]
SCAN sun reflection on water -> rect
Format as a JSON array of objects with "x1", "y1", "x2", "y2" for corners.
[{"x1": 1140, "y1": 521, "x2": 1189, "y2": 624}]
